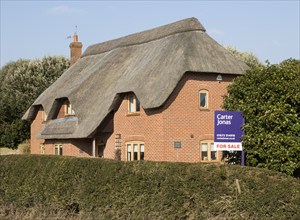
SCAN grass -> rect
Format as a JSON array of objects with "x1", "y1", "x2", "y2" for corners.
[
  {"x1": 0, "y1": 140, "x2": 30, "y2": 155},
  {"x1": 0, "y1": 154, "x2": 299, "y2": 219}
]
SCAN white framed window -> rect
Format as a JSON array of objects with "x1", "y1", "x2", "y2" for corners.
[
  {"x1": 54, "y1": 144, "x2": 63, "y2": 155},
  {"x1": 199, "y1": 90, "x2": 209, "y2": 109},
  {"x1": 65, "y1": 100, "x2": 75, "y2": 115},
  {"x1": 41, "y1": 109, "x2": 47, "y2": 121},
  {"x1": 128, "y1": 94, "x2": 140, "y2": 113},
  {"x1": 40, "y1": 144, "x2": 45, "y2": 154},
  {"x1": 200, "y1": 140, "x2": 218, "y2": 161},
  {"x1": 126, "y1": 142, "x2": 144, "y2": 161}
]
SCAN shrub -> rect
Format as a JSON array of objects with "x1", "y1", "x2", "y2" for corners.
[{"x1": 0, "y1": 155, "x2": 299, "y2": 219}]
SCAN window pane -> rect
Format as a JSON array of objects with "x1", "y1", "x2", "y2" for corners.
[
  {"x1": 40, "y1": 144, "x2": 45, "y2": 154},
  {"x1": 42, "y1": 111, "x2": 47, "y2": 121},
  {"x1": 211, "y1": 151, "x2": 217, "y2": 160},
  {"x1": 66, "y1": 102, "x2": 75, "y2": 115},
  {"x1": 55, "y1": 146, "x2": 58, "y2": 155},
  {"x1": 210, "y1": 143, "x2": 216, "y2": 160},
  {"x1": 200, "y1": 93, "x2": 207, "y2": 108},
  {"x1": 127, "y1": 144, "x2": 131, "y2": 161},
  {"x1": 202, "y1": 152, "x2": 208, "y2": 160},
  {"x1": 140, "y1": 144, "x2": 144, "y2": 160},
  {"x1": 59, "y1": 145, "x2": 63, "y2": 155},
  {"x1": 66, "y1": 101, "x2": 70, "y2": 114},
  {"x1": 129, "y1": 95, "x2": 134, "y2": 112},
  {"x1": 133, "y1": 144, "x2": 138, "y2": 160},
  {"x1": 127, "y1": 152, "x2": 131, "y2": 161},
  {"x1": 201, "y1": 143, "x2": 208, "y2": 160},
  {"x1": 136, "y1": 97, "x2": 140, "y2": 112}
]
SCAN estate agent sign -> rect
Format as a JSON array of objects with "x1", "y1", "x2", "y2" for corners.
[{"x1": 214, "y1": 111, "x2": 244, "y2": 151}]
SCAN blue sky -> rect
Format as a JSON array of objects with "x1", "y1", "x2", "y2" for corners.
[{"x1": 1, "y1": 1, "x2": 299, "y2": 67}]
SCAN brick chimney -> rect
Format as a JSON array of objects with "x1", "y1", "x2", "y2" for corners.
[{"x1": 69, "y1": 32, "x2": 82, "y2": 65}]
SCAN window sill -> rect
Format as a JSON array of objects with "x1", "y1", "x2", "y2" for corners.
[
  {"x1": 127, "y1": 112, "x2": 141, "y2": 116},
  {"x1": 200, "y1": 160, "x2": 222, "y2": 163},
  {"x1": 64, "y1": 114, "x2": 76, "y2": 117},
  {"x1": 199, "y1": 108, "x2": 210, "y2": 111}
]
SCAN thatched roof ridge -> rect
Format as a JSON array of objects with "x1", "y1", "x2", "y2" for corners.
[
  {"x1": 82, "y1": 17, "x2": 205, "y2": 57},
  {"x1": 22, "y1": 17, "x2": 248, "y2": 139}
]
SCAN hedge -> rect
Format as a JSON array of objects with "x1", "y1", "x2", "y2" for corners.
[{"x1": 0, "y1": 155, "x2": 299, "y2": 219}]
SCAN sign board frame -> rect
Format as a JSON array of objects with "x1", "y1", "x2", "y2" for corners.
[{"x1": 214, "y1": 111, "x2": 244, "y2": 151}]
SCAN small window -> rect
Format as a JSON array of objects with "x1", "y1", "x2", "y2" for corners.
[
  {"x1": 210, "y1": 143, "x2": 217, "y2": 160},
  {"x1": 54, "y1": 144, "x2": 63, "y2": 155},
  {"x1": 133, "y1": 144, "x2": 138, "y2": 160},
  {"x1": 65, "y1": 100, "x2": 75, "y2": 115},
  {"x1": 201, "y1": 143, "x2": 208, "y2": 160},
  {"x1": 199, "y1": 90, "x2": 208, "y2": 109},
  {"x1": 200, "y1": 140, "x2": 218, "y2": 161},
  {"x1": 127, "y1": 144, "x2": 132, "y2": 161},
  {"x1": 42, "y1": 110, "x2": 47, "y2": 121},
  {"x1": 40, "y1": 144, "x2": 45, "y2": 154},
  {"x1": 128, "y1": 94, "x2": 140, "y2": 113},
  {"x1": 140, "y1": 144, "x2": 144, "y2": 160},
  {"x1": 126, "y1": 142, "x2": 144, "y2": 161}
]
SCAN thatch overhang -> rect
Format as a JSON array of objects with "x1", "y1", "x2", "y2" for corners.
[
  {"x1": 22, "y1": 17, "x2": 249, "y2": 139},
  {"x1": 40, "y1": 116, "x2": 78, "y2": 138}
]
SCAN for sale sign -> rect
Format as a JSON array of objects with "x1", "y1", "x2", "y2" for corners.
[{"x1": 214, "y1": 111, "x2": 244, "y2": 151}]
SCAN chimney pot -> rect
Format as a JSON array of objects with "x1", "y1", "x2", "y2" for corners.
[{"x1": 73, "y1": 33, "x2": 78, "y2": 42}]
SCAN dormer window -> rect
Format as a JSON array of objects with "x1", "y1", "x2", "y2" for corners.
[
  {"x1": 65, "y1": 100, "x2": 75, "y2": 115},
  {"x1": 128, "y1": 94, "x2": 140, "y2": 113},
  {"x1": 42, "y1": 110, "x2": 47, "y2": 121},
  {"x1": 40, "y1": 106, "x2": 47, "y2": 121}
]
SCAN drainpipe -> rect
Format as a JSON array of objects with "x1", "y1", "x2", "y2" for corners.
[{"x1": 92, "y1": 138, "x2": 96, "y2": 157}]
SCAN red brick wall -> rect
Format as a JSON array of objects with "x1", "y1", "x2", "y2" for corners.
[
  {"x1": 30, "y1": 72, "x2": 237, "y2": 162},
  {"x1": 30, "y1": 104, "x2": 93, "y2": 157},
  {"x1": 57, "y1": 103, "x2": 65, "y2": 119},
  {"x1": 30, "y1": 107, "x2": 45, "y2": 154},
  {"x1": 43, "y1": 139, "x2": 92, "y2": 157},
  {"x1": 104, "y1": 72, "x2": 236, "y2": 162}
]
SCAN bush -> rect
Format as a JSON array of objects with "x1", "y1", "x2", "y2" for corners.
[
  {"x1": 0, "y1": 155, "x2": 299, "y2": 219},
  {"x1": 0, "y1": 56, "x2": 70, "y2": 148},
  {"x1": 224, "y1": 59, "x2": 300, "y2": 176}
]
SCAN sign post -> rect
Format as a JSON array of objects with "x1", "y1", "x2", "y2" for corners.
[{"x1": 214, "y1": 111, "x2": 245, "y2": 165}]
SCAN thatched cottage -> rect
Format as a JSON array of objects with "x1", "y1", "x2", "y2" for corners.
[{"x1": 23, "y1": 17, "x2": 248, "y2": 162}]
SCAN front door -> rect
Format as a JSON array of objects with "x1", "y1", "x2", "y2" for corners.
[{"x1": 98, "y1": 144, "x2": 105, "y2": 158}]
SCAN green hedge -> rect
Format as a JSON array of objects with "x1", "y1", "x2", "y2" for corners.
[{"x1": 0, "y1": 155, "x2": 299, "y2": 219}]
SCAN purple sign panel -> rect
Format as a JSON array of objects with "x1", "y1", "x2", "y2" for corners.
[{"x1": 214, "y1": 111, "x2": 244, "y2": 151}]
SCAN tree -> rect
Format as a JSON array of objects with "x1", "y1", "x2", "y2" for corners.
[
  {"x1": 0, "y1": 56, "x2": 70, "y2": 148},
  {"x1": 223, "y1": 59, "x2": 300, "y2": 176},
  {"x1": 225, "y1": 46, "x2": 262, "y2": 68}
]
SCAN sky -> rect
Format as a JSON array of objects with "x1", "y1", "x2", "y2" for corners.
[{"x1": 1, "y1": 1, "x2": 299, "y2": 67}]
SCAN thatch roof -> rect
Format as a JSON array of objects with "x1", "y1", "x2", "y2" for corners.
[{"x1": 23, "y1": 17, "x2": 248, "y2": 139}]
